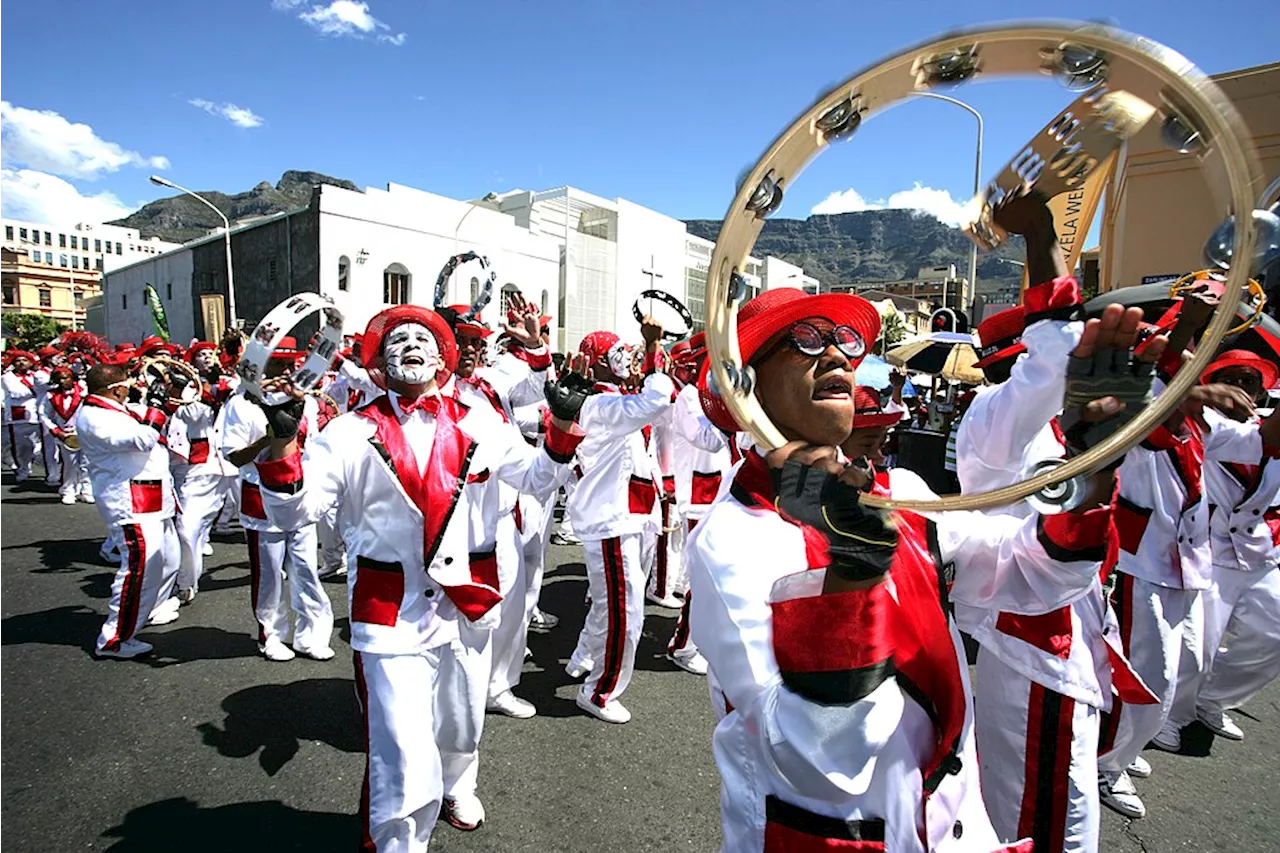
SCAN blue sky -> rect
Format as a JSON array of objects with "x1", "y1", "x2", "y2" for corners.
[{"x1": 2, "y1": 0, "x2": 1277, "y2": 228}]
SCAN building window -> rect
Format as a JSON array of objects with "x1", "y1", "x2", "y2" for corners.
[
  {"x1": 166, "y1": 282, "x2": 173, "y2": 300},
  {"x1": 45, "y1": 252, "x2": 53, "y2": 264},
  {"x1": 115, "y1": 242, "x2": 122, "y2": 254},
  {"x1": 4, "y1": 226, "x2": 12, "y2": 240},
  {"x1": 38, "y1": 288, "x2": 52, "y2": 308},
  {"x1": 337, "y1": 255, "x2": 350, "y2": 291},
  {"x1": 541, "y1": 289, "x2": 550, "y2": 315},
  {"x1": 19, "y1": 228, "x2": 28, "y2": 240},
  {"x1": 500, "y1": 284, "x2": 520, "y2": 315},
  {"x1": 96, "y1": 258, "x2": 103, "y2": 271},
  {"x1": 95, "y1": 239, "x2": 102, "y2": 252},
  {"x1": 59, "y1": 233, "x2": 66, "y2": 248},
  {"x1": 70, "y1": 235, "x2": 78, "y2": 249},
  {"x1": 72, "y1": 256, "x2": 80, "y2": 269},
  {"x1": 122, "y1": 292, "x2": 128, "y2": 310},
  {"x1": 44, "y1": 231, "x2": 51, "y2": 245},
  {"x1": 27, "y1": 251, "x2": 39, "y2": 265},
  {"x1": 59, "y1": 254, "x2": 68, "y2": 268},
  {"x1": 383, "y1": 263, "x2": 411, "y2": 305},
  {"x1": 268, "y1": 258, "x2": 278, "y2": 283},
  {"x1": 2, "y1": 284, "x2": 14, "y2": 304}
]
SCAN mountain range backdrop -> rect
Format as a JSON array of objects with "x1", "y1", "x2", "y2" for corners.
[{"x1": 109, "y1": 171, "x2": 1026, "y2": 295}]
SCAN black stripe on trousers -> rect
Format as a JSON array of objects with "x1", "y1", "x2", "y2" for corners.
[{"x1": 593, "y1": 538, "x2": 626, "y2": 706}]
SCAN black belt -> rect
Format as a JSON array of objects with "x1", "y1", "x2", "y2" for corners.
[{"x1": 765, "y1": 796, "x2": 885, "y2": 842}]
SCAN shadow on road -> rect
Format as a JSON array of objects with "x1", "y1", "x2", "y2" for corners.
[
  {"x1": 100, "y1": 797, "x2": 358, "y2": 852},
  {"x1": 197, "y1": 677, "x2": 362, "y2": 775},
  {"x1": 1, "y1": 604, "x2": 262, "y2": 666},
  {"x1": 6, "y1": 536, "x2": 109, "y2": 570}
]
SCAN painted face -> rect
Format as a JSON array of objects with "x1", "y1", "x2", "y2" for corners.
[
  {"x1": 383, "y1": 322, "x2": 443, "y2": 384},
  {"x1": 192, "y1": 348, "x2": 218, "y2": 373},
  {"x1": 606, "y1": 341, "x2": 634, "y2": 380}
]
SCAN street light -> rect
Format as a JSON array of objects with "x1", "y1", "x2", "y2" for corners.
[
  {"x1": 449, "y1": 192, "x2": 500, "y2": 304},
  {"x1": 908, "y1": 92, "x2": 983, "y2": 311},
  {"x1": 149, "y1": 175, "x2": 236, "y2": 327}
]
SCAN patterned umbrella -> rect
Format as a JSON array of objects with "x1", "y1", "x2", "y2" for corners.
[{"x1": 885, "y1": 332, "x2": 984, "y2": 384}]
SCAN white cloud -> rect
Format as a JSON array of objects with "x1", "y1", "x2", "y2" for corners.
[
  {"x1": 0, "y1": 101, "x2": 169, "y2": 180},
  {"x1": 279, "y1": 1, "x2": 405, "y2": 45},
  {"x1": 189, "y1": 98, "x2": 265, "y2": 129},
  {"x1": 811, "y1": 182, "x2": 971, "y2": 227},
  {"x1": 1, "y1": 168, "x2": 135, "y2": 224}
]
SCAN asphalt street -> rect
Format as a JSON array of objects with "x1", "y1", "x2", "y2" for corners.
[{"x1": 3, "y1": 471, "x2": 1279, "y2": 852}]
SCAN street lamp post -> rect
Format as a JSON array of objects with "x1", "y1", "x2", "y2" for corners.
[
  {"x1": 149, "y1": 175, "x2": 236, "y2": 327},
  {"x1": 449, "y1": 192, "x2": 499, "y2": 305},
  {"x1": 908, "y1": 92, "x2": 983, "y2": 312}
]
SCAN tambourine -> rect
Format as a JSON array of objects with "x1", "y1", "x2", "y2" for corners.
[
  {"x1": 141, "y1": 356, "x2": 203, "y2": 406},
  {"x1": 237, "y1": 293, "x2": 344, "y2": 406},
  {"x1": 435, "y1": 251, "x2": 496, "y2": 318},
  {"x1": 704, "y1": 21, "x2": 1261, "y2": 514},
  {"x1": 632, "y1": 290, "x2": 694, "y2": 341}
]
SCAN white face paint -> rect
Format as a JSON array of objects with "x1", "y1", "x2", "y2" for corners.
[
  {"x1": 607, "y1": 342, "x2": 634, "y2": 380},
  {"x1": 192, "y1": 349, "x2": 217, "y2": 373},
  {"x1": 383, "y1": 322, "x2": 443, "y2": 385}
]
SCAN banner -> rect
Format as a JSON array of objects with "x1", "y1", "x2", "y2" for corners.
[
  {"x1": 1022, "y1": 152, "x2": 1116, "y2": 291},
  {"x1": 144, "y1": 283, "x2": 170, "y2": 341},
  {"x1": 201, "y1": 294, "x2": 226, "y2": 343}
]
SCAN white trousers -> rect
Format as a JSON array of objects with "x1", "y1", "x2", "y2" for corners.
[
  {"x1": 4, "y1": 423, "x2": 40, "y2": 481},
  {"x1": 1098, "y1": 573, "x2": 1197, "y2": 774},
  {"x1": 572, "y1": 533, "x2": 646, "y2": 707},
  {"x1": 487, "y1": 512, "x2": 530, "y2": 699},
  {"x1": 355, "y1": 630, "x2": 492, "y2": 852},
  {"x1": 646, "y1": 496, "x2": 686, "y2": 600},
  {"x1": 41, "y1": 423, "x2": 59, "y2": 484},
  {"x1": 318, "y1": 516, "x2": 347, "y2": 572},
  {"x1": 667, "y1": 516, "x2": 703, "y2": 661},
  {"x1": 1197, "y1": 565, "x2": 1280, "y2": 715},
  {"x1": 523, "y1": 494, "x2": 557, "y2": 618},
  {"x1": 96, "y1": 518, "x2": 180, "y2": 653},
  {"x1": 214, "y1": 476, "x2": 241, "y2": 532},
  {"x1": 176, "y1": 473, "x2": 231, "y2": 593},
  {"x1": 244, "y1": 525, "x2": 333, "y2": 652},
  {"x1": 56, "y1": 446, "x2": 91, "y2": 498},
  {"x1": 976, "y1": 649, "x2": 1101, "y2": 853}
]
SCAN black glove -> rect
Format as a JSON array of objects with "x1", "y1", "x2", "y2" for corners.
[
  {"x1": 544, "y1": 372, "x2": 594, "y2": 421},
  {"x1": 1057, "y1": 344, "x2": 1157, "y2": 457},
  {"x1": 261, "y1": 397, "x2": 306, "y2": 440},
  {"x1": 771, "y1": 459, "x2": 898, "y2": 581},
  {"x1": 144, "y1": 377, "x2": 170, "y2": 410}
]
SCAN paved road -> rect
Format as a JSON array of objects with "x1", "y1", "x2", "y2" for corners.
[{"x1": 3, "y1": 474, "x2": 1278, "y2": 852}]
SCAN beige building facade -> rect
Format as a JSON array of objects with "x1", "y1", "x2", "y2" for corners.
[
  {"x1": 1100, "y1": 63, "x2": 1280, "y2": 292},
  {"x1": 1, "y1": 246, "x2": 101, "y2": 329}
]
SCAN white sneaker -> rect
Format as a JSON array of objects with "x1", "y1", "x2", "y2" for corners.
[
  {"x1": 576, "y1": 691, "x2": 631, "y2": 724},
  {"x1": 95, "y1": 639, "x2": 153, "y2": 659},
  {"x1": 487, "y1": 690, "x2": 537, "y2": 719},
  {"x1": 442, "y1": 793, "x2": 486, "y2": 831},
  {"x1": 1099, "y1": 771, "x2": 1146, "y2": 819},
  {"x1": 293, "y1": 644, "x2": 336, "y2": 661},
  {"x1": 528, "y1": 607, "x2": 559, "y2": 632},
  {"x1": 565, "y1": 660, "x2": 591, "y2": 680},
  {"x1": 60, "y1": 493, "x2": 76, "y2": 505},
  {"x1": 260, "y1": 638, "x2": 296, "y2": 662},
  {"x1": 78, "y1": 492, "x2": 95, "y2": 504},
  {"x1": 147, "y1": 597, "x2": 181, "y2": 626},
  {"x1": 1149, "y1": 721, "x2": 1181, "y2": 752},
  {"x1": 202, "y1": 542, "x2": 214, "y2": 556},
  {"x1": 669, "y1": 651, "x2": 708, "y2": 675},
  {"x1": 646, "y1": 592, "x2": 684, "y2": 609},
  {"x1": 551, "y1": 530, "x2": 581, "y2": 546},
  {"x1": 177, "y1": 587, "x2": 197, "y2": 605},
  {"x1": 318, "y1": 563, "x2": 348, "y2": 580},
  {"x1": 1126, "y1": 755, "x2": 1152, "y2": 778},
  {"x1": 1197, "y1": 706, "x2": 1245, "y2": 740}
]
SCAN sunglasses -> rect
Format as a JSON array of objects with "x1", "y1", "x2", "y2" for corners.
[{"x1": 767, "y1": 322, "x2": 866, "y2": 361}]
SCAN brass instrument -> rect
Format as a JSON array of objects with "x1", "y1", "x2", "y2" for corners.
[
  {"x1": 141, "y1": 356, "x2": 203, "y2": 406},
  {"x1": 702, "y1": 21, "x2": 1262, "y2": 513}
]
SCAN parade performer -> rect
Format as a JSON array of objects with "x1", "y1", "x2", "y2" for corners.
[
  {"x1": 3, "y1": 350, "x2": 44, "y2": 483},
  {"x1": 1160, "y1": 352, "x2": 1280, "y2": 744},
  {"x1": 77, "y1": 363, "x2": 180, "y2": 659},
  {"x1": 565, "y1": 319, "x2": 674, "y2": 724},
  {"x1": 39, "y1": 366, "x2": 92, "y2": 504},
  {"x1": 686, "y1": 285, "x2": 1150, "y2": 852},
  {"x1": 35, "y1": 346, "x2": 63, "y2": 485},
  {"x1": 250, "y1": 304, "x2": 586, "y2": 848},
  {"x1": 221, "y1": 338, "x2": 334, "y2": 662},
  {"x1": 189, "y1": 341, "x2": 243, "y2": 538}
]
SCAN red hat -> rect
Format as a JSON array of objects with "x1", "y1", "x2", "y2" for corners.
[
  {"x1": 49, "y1": 365, "x2": 75, "y2": 381},
  {"x1": 269, "y1": 336, "x2": 302, "y2": 360},
  {"x1": 580, "y1": 331, "x2": 622, "y2": 363},
  {"x1": 361, "y1": 305, "x2": 458, "y2": 389},
  {"x1": 1200, "y1": 349, "x2": 1280, "y2": 389},
  {"x1": 6, "y1": 349, "x2": 37, "y2": 365},
  {"x1": 447, "y1": 305, "x2": 494, "y2": 340},
  {"x1": 698, "y1": 288, "x2": 881, "y2": 432},
  {"x1": 851, "y1": 386, "x2": 902, "y2": 429},
  {"x1": 115, "y1": 342, "x2": 136, "y2": 352},
  {"x1": 37, "y1": 346, "x2": 61, "y2": 361},
  {"x1": 139, "y1": 336, "x2": 166, "y2": 355},
  {"x1": 185, "y1": 341, "x2": 217, "y2": 364},
  {"x1": 973, "y1": 307, "x2": 1028, "y2": 369},
  {"x1": 669, "y1": 339, "x2": 692, "y2": 357}
]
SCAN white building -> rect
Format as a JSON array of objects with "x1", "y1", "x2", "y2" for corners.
[
  {"x1": 101, "y1": 180, "x2": 818, "y2": 353},
  {"x1": 1, "y1": 217, "x2": 181, "y2": 276}
]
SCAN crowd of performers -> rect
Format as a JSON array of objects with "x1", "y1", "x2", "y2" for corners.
[{"x1": 3, "y1": 195, "x2": 1280, "y2": 852}]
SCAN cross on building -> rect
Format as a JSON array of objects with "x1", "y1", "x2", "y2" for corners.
[{"x1": 641, "y1": 254, "x2": 663, "y2": 290}]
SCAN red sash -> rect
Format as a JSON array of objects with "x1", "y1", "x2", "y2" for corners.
[
  {"x1": 458, "y1": 376, "x2": 508, "y2": 423},
  {"x1": 51, "y1": 387, "x2": 84, "y2": 423}
]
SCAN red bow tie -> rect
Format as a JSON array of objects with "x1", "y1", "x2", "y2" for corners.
[{"x1": 397, "y1": 394, "x2": 441, "y2": 418}]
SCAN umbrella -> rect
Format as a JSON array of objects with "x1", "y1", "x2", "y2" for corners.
[
  {"x1": 855, "y1": 354, "x2": 918, "y2": 395},
  {"x1": 886, "y1": 332, "x2": 984, "y2": 384}
]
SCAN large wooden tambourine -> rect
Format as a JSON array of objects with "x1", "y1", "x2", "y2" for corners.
[
  {"x1": 704, "y1": 21, "x2": 1262, "y2": 513},
  {"x1": 237, "y1": 293, "x2": 344, "y2": 406}
]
